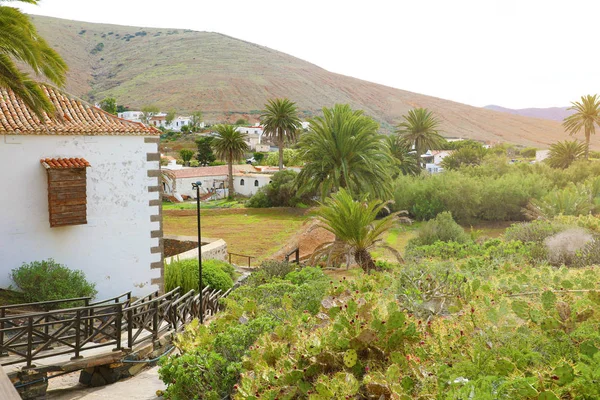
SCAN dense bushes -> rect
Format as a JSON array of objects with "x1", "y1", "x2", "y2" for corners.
[
  {"x1": 264, "y1": 148, "x2": 302, "y2": 166},
  {"x1": 246, "y1": 170, "x2": 311, "y2": 208},
  {"x1": 408, "y1": 211, "x2": 469, "y2": 246},
  {"x1": 159, "y1": 266, "x2": 329, "y2": 399},
  {"x1": 10, "y1": 259, "x2": 97, "y2": 306},
  {"x1": 164, "y1": 258, "x2": 235, "y2": 293}
]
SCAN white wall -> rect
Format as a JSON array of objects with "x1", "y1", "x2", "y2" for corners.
[
  {"x1": 169, "y1": 175, "x2": 229, "y2": 198},
  {"x1": 0, "y1": 135, "x2": 161, "y2": 300},
  {"x1": 235, "y1": 175, "x2": 272, "y2": 197}
]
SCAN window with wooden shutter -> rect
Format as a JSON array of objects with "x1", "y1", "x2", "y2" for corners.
[{"x1": 40, "y1": 158, "x2": 90, "y2": 227}]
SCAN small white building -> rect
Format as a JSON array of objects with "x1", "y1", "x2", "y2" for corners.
[
  {"x1": 234, "y1": 173, "x2": 273, "y2": 197},
  {"x1": 421, "y1": 150, "x2": 453, "y2": 166},
  {"x1": 236, "y1": 125, "x2": 264, "y2": 150},
  {"x1": 118, "y1": 110, "x2": 143, "y2": 122},
  {"x1": 162, "y1": 164, "x2": 261, "y2": 199},
  {"x1": 0, "y1": 87, "x2": 164, "y2": 299}
]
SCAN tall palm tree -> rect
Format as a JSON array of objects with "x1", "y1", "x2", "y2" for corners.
[
  {"x1": 212, "y1": 125, "x2": 249, "y2": 199},
  {"x1": 384, "y1": 135, "x2": 420, "y2": 177},
  {"x1": 563, "y1": 94, "x2": 600, "y2": 160},
  {"x1": 396, "y1": 108, "x2": 444, "y2": 167},
  {"x1": 260, "y1": 98, "x2": 301, "y2": 170},
  {"x1": 296, "y1": 104, "x2": 392, "y2": 200},
  {"x1": 546, "y1": 140, "x2": 586, "y2": 169},
  {"x1": 311, "y1": 188, "x2": 407, "y2": 273},
  {"x1": 0, "y1": 0, "x2": 68, "y2": 118}
]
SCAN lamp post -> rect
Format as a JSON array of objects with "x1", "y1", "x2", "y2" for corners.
[{"x1": 191, "y1": 181, "x2": 203, "y2": 323}]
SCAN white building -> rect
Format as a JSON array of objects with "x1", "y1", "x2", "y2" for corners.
[
  {"x1": 162, "y1": 164, "x2": 271, "y2": 199},
  {"x1": 234, "y1": 173, "x2": 273, "y2": 197},
  {"x1": 235, "y1": 124, "x2": 264, "y2": 150},
  {"x1": 536, "y1": 150, "x2": 550, "y2": 162},
  {"x1": 0, "y1": 87, "x2": 164, "y2": 299},
  {"x1": 118, "y1": 110, "x2": 143, "y2": 122}
]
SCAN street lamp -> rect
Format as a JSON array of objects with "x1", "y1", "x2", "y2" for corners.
[{"x1": 191, "y1": 181, "x2": 203, "y2": 324}]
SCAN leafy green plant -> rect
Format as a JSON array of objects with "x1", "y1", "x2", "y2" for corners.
[
  {"x1": 408, "y1": 211, "x2": 469, "y2": 246},
  {"x1": 164, "y1": 258, "x2": 234, "y2": 293},
  {"x1": 10, "y1": 259, "x2": 97, "y2": 306}
]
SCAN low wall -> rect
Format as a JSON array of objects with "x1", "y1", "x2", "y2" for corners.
[{"x1": 163, "y1": 235, "x2": 227, "y2": 263}]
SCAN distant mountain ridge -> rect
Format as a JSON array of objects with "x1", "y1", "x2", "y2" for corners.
[
  {"x1": 25, "y1": 15, "x2": 596, "y2": 149},
  {"x1": 484, "y1": 105, "x2": 575, "y2": 122}
]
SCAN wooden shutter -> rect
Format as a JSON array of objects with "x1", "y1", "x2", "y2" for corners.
[{"x1": 41, "y1": 158, "x2": 90, "y2": 228}]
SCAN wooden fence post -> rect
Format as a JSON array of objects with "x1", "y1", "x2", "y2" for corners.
[{"x1": 71, "y1": 310, "x2": 83, "y2": 360}]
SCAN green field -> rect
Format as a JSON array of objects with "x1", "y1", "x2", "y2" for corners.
[{"x1": 163, "y1": 208, "x2": 308, "y2": 264}]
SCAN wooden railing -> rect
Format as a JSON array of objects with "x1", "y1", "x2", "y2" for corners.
[
  {"x1": 285, "y1": 247, "x2": 300, "y2": 264},
  {"x1": 0, "y1": 286, "x2": 230, "y2": 369},
  {"x1": 228, "y1": 252, "x2": 255, "y2": 268}
]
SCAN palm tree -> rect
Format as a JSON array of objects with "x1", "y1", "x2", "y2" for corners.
[
  {"x1": 0, "y1": 0, "x2": 68, "y2": 118},
  {"x1": 396, "y1": 108, "x2": 444, "y2": 167},
  {"x1": 563, "y1": 94, "x2": 600, "y2": 160},
  {"x1": 546, "y1": 140, "x2": 586, "y2": 169},
  {"x1": 296, "y1": 104, "x2": 392, "y2": 200},
  {"x1": 311, "y1": 188, "x2": 408, "y2": 273},
  {"x1": 384, "y1": 135, "x2": 420, "y2": 177},
  {"x1": 212, "y1": 125, "x2": 248, "y2": 199},
  {"x1": 260, "y1": 98, "x2": 301, "y2": 170}
]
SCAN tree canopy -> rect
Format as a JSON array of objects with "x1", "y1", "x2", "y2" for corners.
[
  {"x1": 261, "y1": 98, "x2": 301, "y2": 170},
  {"x1": 563, "y1": 94, "x2": 600, "y2": 160}
]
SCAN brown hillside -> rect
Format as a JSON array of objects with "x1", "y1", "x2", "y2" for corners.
[{"x1": 30, "y1": 15, "x2": 595, "y2": 149}]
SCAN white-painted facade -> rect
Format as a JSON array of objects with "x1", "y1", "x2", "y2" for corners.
[
  {"x1": 234, "y1": 174, "x2": 273, "y2": 197},
  {"x1": 118, "y1": 111, "x2": 143, "y2": 122},
  {"x1": 0, "y1": 135, "x2": 161, "y2": 299}
]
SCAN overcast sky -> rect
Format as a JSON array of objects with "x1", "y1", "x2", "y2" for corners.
[{"x1": 18, "y1": 0, "x2": 599, "y2": 109}]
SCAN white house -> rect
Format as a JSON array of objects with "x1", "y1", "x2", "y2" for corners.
[
  {"x1": 421, "y1": 150, "x2": 453, "y2": 166},
  {"x1": 234, "y1": 173, "x2": 273, "y2": 197},
  {"x1": 162, "y1": 164, "x2": 272, "y2": 199},
  {"x1": 117, "y1": 110, "x2": 143, "y2": 122},
  {"x1": 0, "y1": 86, "x2": 164, "y2": 299},
  {"x1": 235, "y1": 125, "x2": 264, "y2": 150}
]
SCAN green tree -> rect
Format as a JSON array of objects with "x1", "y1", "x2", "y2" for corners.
[
  {"x1": 261, "y1": 98, "x2": 301, "y2": 170},
  {"x1": 546, "y1": 140, "x2": 586, "y2": 169},
  {"x1": 179, "y1": 149, "x2": 195, "y2": 166},
  {"x1": 385, "y1": 135, "x2": 420, "y2": 177},
  {"x1": 563, "y1": 94, "x2": 600, "y2": 160},
  {"x1": 235, "y1": 118, "x2": 248, "y2": 126},
  {"x1": 296, "y1": 104, "x2": 392, "y2": 200},
  {"x1": 98, "y1": 97, "x2": 117, "y2": 115},
  {"x1": 396, "y1": 108, "x2": 444, "y2": 168},
  {"x1": 140, "y1": 105, "x2": 159, "y2": 124},
  {"x1": 165, "y1": 109, "x2": 177, "y2": 126},
  {"x1": 0, "y1": 0, "x2": 68, "y2": 118},
  {"x1": 441, "y1": 146, "x2": 488, "y2": 170},
  {"x1": 188, "y1": 111, "x2": 203, "y2": 132},
  {"x1": 312, "y1": 188, "x2": 405, "y2": 273},
  {"x1": 212, "y1": 125, "x2": 249, "y2": 199},
  {"x1": 195, "y1": 136, "x2": 216, "y2": 166}
]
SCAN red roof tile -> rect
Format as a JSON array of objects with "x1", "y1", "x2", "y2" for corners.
[
  {"x1": 40, "y1": 157, "x2": 91, "y2": 169},
  {"x1": 0, "y1": 86, "x2": 160, "y2": 136}
]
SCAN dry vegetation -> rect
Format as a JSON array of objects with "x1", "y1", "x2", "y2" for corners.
[{"x1": 29, "y1": 15, "x2": 583, "y2": 147}]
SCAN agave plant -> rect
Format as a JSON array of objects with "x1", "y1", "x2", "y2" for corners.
[{"x1": 310, "y1": 188, "x2": 410, "y2": 273}]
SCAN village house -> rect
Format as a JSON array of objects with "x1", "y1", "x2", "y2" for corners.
[
  {"x1": 0, "y1": 86, "x2": 164, "y2": 299},
  {"x1": 162, "y1": 164, "x2": 271, "y2": 199},
  {"x1": 421, "y1": 150, "x2": 453, "y2": 174},
  {"x1": 235, "y1": 124, "x2": 264, "y2": 151}
]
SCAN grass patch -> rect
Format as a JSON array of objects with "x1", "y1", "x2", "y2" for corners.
[
  {"x1": 162, "y1": 199, "x2": 245, "y2": 210},
  {"x1": 163, "y1": 208, "x2": 308, "y2": 264}
]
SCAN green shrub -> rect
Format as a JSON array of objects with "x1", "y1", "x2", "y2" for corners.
[
  {"x1": 10, "y1": 259, "x2": 97, "y2": 306},
  {"x1": 264, "y1": 148, "x2": 302, "y2": 166},
  {"x1": 164, "y1": 259, "x2": 234, "y2": 293},
  {"x1": 246, "y1": 170, "x2": 312, "y2": 208},
  {"x1": 188, "y1": 159, "x2": 199, "y2": 167},
  {"x1": 519, "y1": 147, "x2": 537, "y2": 158},
  {"x1": 504, "y1": 220, "x2": 568, "y2": 244},
  {"x1": 409, "y1": 212, "x2": 469, "y2": 246},
  {"x1": 246, "y1": 260, "x2": 297, "y2": 286}
]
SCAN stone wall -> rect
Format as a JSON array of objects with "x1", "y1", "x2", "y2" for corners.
[{"x1": 163, "y1": 235, "x2": 227, "y2": 263}]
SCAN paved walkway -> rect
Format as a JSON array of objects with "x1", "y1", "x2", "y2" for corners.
[{"x1": 46, "y1": 366, "x2": 164, "y2": 400}]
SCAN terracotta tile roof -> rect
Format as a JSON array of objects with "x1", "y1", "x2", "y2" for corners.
[
  {"x1": 166, "y1": 165, "x2": 256, "y2": 179},
  {"x1": 40, "y1": 157, "x2": 91, "y2": 169},
  {"x1": 0, "y1": 86, "x2": 160, "y2": 136}
]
